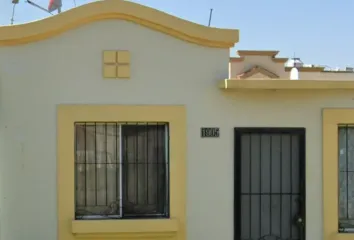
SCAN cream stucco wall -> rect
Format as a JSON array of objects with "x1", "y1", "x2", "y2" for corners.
[
  {"x1": 297, "y1": 71, "x2": 354, "y2": 80},
  {"x1": 230, "y1": 56, "x2": 289, "y2": 78},
  {"x1": 1, "y1": 19, "x2": 354, "y2": 240},
  {"x1": 0, "y1": 19, "x2": 229, "y2": 240}
]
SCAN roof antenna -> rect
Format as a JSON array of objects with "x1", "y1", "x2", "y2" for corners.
[
  {"x1": 290, "y1": 52, "x2": 299, "y2": 80},
  {"x1": 10, "y1": 0, "x2": 19, "y2": 25},
  {"x1": 208, "y1": 8, "x2": 213, "y2": 27},
  {"x1": 26, "y1": 0, "x2": 53, "y2": 15}
]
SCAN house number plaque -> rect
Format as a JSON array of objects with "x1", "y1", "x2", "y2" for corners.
[{"x1": 201, "y1": 127, "x2": 220, "y2": 138}]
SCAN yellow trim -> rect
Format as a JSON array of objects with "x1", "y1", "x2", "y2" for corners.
[
  {"x1": 103, "y1": 50, "x2": 131, "y2": 79},
  {"x1": 0, "y1": 0, "x2": 239, "y2": 48},
  {"x1": 237, "y1": 50, "x2": 279, "y2": 57},
  {"x1": 117, "y1": 65, "x2": 130, "y2": 78},
  {"x1": 103, "y1": 50, "x2": 117, "y2": 64},
  {"x1": 272, "y1": 58, "x2": 288, "y2": 63},
  {"x1": 231, "y1": 50, "x2": 288, "y2": 64},
  {"x1": 103, "y1": 65, "x2": 117, "y2": 78},
  {"x1": 57, "y1": 105, "x2": 186, "y2": 240},
  {"x1": 117, "y1": 51, "x2": 130, "y2": 64},
  {"x1": 218, "y1": 79, "x2": 354, "y2": 90},
  {"x1": 230, "y1": 56, "x2": 289, "y2": 64},
  {"x1": 323, "y1": 109, "x2": 354, "y2": 240},
  {"x1": 71, "y1": 219, "x2": 179, "y2": 234}
]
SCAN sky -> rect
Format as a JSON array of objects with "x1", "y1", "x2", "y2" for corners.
[{"x1": 1, "y1": 0, "x2": 354, "y2": 68}]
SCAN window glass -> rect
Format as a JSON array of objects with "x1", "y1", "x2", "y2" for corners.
[{"x1": 75, "y1": 122, "x2": 169, "y2": 220}]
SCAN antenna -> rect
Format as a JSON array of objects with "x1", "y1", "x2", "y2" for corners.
[
  {"x1": 208, "y1": 8, "x2": 213, "y2": 27},
  {"x1": 10, "y1": 4, "x2": 17, "y2": 25},
  {"x1": 10, "y1": 0, "x2": 19, "y2": 25},
  {"x1": 26, "y1": 0, "x2": 53, "y2": 15},
  {"x1": 290, "y1": 52, "x2": 300, "y2": 80}
]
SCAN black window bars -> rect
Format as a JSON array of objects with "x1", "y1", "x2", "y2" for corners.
[
  {"x1": 338, "y1": 125, "x2": 354, "y2": 232},
  {"x1": 74, "y1": 122, "x2": 170, "y2": 220}
]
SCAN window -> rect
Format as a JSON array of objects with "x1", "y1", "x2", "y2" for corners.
[
  {"x1": 322, "y1": 109, "x2": 354, "y2": 240},
  {"x1": 74, "y1": 122, "x2": 169, "y2": 220},
  {"x1": 339, "y1": 125, "x2": 354, "y2": 232}
]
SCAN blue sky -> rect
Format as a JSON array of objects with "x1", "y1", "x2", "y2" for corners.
[{"x1": 1, "y1": 0, "x2": 354, "y2": 68}]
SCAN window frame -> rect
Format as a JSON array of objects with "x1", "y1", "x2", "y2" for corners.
[
  {"x1": 57, "y1": 105, "x2": 186, "y2": 240},
  {"x1": 323, "y1": 108, "x2": 354, "y2": 240},
  {"x1": 74, "y1": 122, "x2": 170, "y2": 220},
  {"x1": 337, "y1": 125, "x2": 354, "y2": 232}
]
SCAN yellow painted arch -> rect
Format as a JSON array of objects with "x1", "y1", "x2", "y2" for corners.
[{"x1": 0, "y1": 0, "x2": 239, "y2": 48}]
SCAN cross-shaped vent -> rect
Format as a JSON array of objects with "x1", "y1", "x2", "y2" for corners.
[{"x1": 103, "y1": 50, "x2": 131, "y2": 79}]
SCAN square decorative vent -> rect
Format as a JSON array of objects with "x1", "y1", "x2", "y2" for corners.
[{"x1": 103, "y1": 50, "x2": 130, "y2": 79}]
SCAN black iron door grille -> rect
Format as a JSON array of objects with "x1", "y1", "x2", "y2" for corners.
[{"x1": 234, "y1": 128, "x2": 306, "y2": 240}]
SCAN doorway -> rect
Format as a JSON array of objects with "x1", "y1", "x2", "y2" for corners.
[{"x1": 234, "y1": 128, "x2": 306, "y2": 240}]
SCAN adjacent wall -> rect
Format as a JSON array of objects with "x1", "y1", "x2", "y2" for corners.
[{"x1": 230, "y1": 54, "x2": 354, "y2": 80}]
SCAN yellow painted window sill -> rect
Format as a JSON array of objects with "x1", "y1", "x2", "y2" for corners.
[
  {"x1": 71, "y1": 218, "x2": 179, "y2": 234},
  {"x1": 329, "y1": 233, "x2": 354, "y2": 240}
]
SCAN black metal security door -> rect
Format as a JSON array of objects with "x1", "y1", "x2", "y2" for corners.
[{"x1": 234, "y1": 128, "x2": 305, "y2": 240}]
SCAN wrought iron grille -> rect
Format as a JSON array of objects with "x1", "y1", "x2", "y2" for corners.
[
  {"x1": 74, "y1": 122, "x2": 169, "y2": 220},
  {"x1": 234, "y1": 128, "x2": 305, "y2": 240},
  {"x1": 338, "y1": 125, "x2": 354, "y2": 231}
]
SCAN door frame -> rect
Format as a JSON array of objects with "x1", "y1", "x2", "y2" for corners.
[{"x1": 233, "y1": 127, "x2": 306, "y2": 240}]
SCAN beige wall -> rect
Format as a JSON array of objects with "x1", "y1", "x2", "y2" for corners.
[
  {"x1": 230, "y1": 55, "x2": 289, "y2": 78},
  {"x1": 230, "y1": 55, "x2": 354, "y2": 80},
  {"x1": 0, "y1": 19, "x2": 229, "y2": 240},
  {"x1": 298, "y1": 71, "x2": 354, "y2": 80},
  {"x1": 1, "y1": 19, "x2": 354, "y2": 240}
]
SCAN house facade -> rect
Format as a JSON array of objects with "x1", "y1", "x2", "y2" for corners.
[{"x1": 0, "y1": 1, "x2": 353, "y2": 240}]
